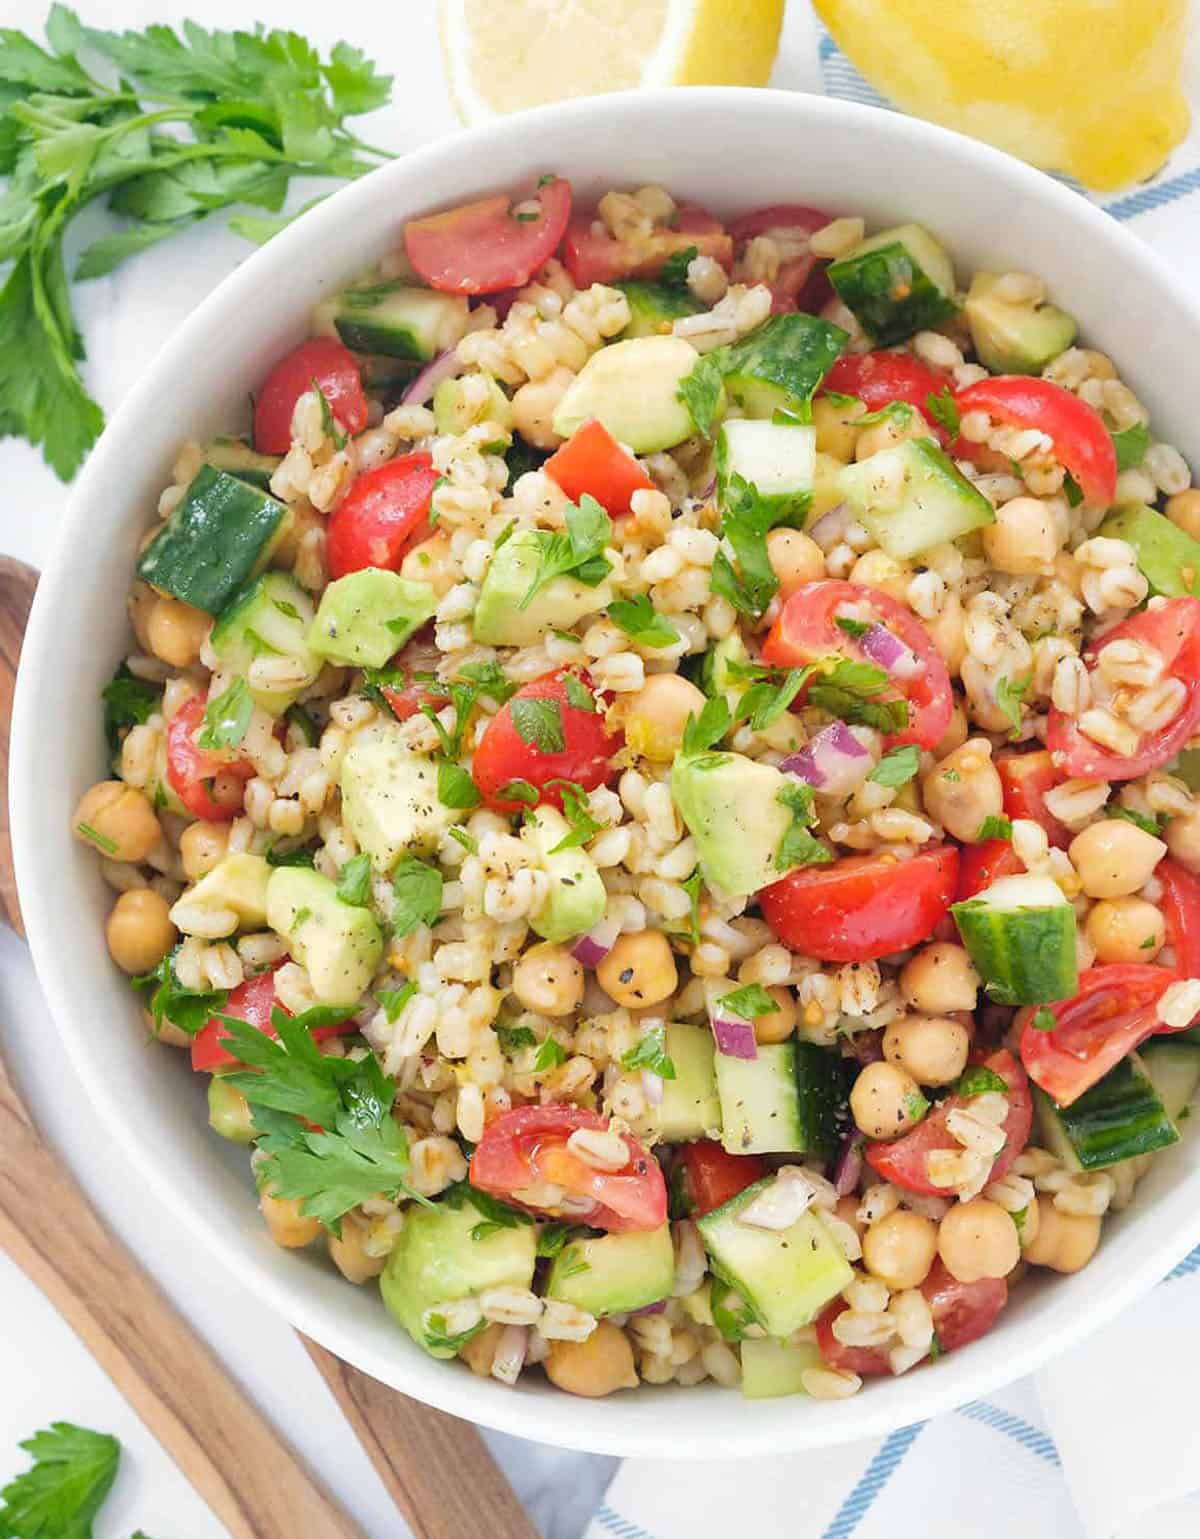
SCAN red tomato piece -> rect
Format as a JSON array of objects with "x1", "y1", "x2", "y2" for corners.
[
  {"x1": 761, "y1": 846, "x2": 959, "y2": 964},
  {"x1": 761, "y1": 579, "x2": 953, "y2": 750},
  {"x1": 469, "y1": 1104, "x2": 667, "y2": 1233},
  {"x1": 1159, "y1": 859, "x2": 1200, "y2": 980},
  {"x1": 679, "y1": 1140, "x2": 769, "y2": 1217},
  {"x1": 817, "y1": 1264, "x2": 1007, "y2": 1375},
  {"x1": 325, "y1": 453, "x2": 439, "y2": 579},
  {"x1": 996, "y1": 750, "x2": 1070, "y2": 848},
  {"x1": 378, "y1": 626, "x2": 443, "y2": 723},
  {"x1": 1017, "y1": 964, "x2": 1196, "y2": 1106},
  {"x1": 543, "y1": 419, "x2": 656, "y2": 517},
  {"x1": 822, "y1": 351, "x2": 951, "y2": 439},
  {"x1": 954, "y1": 376, "x2": 1117, "y2": 506},
  {"x1": 254, "y1": 337, "x2": 367, "y2": 455},
  {"x1": 1047, "y1": 598, "x2": 1200, "y2": 781},
  {"x1": 166, "y1": 696, "x2": 254, "y2": 823},
  {"x1": 471, "y1": 669, "x2": 621, "y2": 814},
  {"x1": 729, "y1": 204, "x2": 835, "y2": 313},
  {"x1": 404, "y1": 178, "x2": 572, "y2": 295},
  {"x1": 865, "y1": 1050, "x2": 1032, "y2": 1194},
  {"x1": 815, "y1": 1301, "x2": 892, "y2": 1376},
  {"x1": 561, "y1": 204, "x2": 732, "y2": 288},
  {"x1": 956, "y1": 839, "x2": 1024, "y2": 902}
]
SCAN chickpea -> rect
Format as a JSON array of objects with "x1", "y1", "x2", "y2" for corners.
[
  {"x1": 510, "y1": 366, "x2": 574, "y2": 450},
  {"x1": 812, "y1": 394, "x2": 865, "y2": 461},
  {"x1": 751, "y1": 985, "x2": 797, "y2": 1044},
  {"x1": 624, "y1": 673, "x2": 708, "y2": 762},
  {"x1": 328, "y1": 1219, "x2": 386, "y2": 1285},
  {"x1": 145, "y1": 595, "x2": 210, "y2": 668},
  {"x1": 179, "y1": 820, "x2": 231, "y2": 881},
  {"x1": 1053, "y1": 550, "x2": 1085, "y2": 600},
  {"x1": 982, "y1": 496, "x2": 1060, "y2": 576},
  {"x1": 937, "y1": 1197, "x2": 1020, "y2": 1283},
  {"x1": 1069, "y1": 819, "x2": 1165, "y2": 899},
  {"x1": 259, "y1": 1188, "x2": 322, "y2": 1248},
  {"x1": 931, "y1": 700, "x2": 969, "y2": 759},
  {"x1": 1022, "y1": 1195, "x2": 1101, "y2": 1273},
  {"x1": 900, "y1": 943, "x2": 980, "y2": 1016},
  {"x1": 1165, "y1": 808, "x2": 1200, "y2": 874},
  {"x1": 128, "y1": 581, "x2": 159, "y2": 652},
  {"x1": 461, "y1": 1322, "x2": 504, "y2": 1378},
  {"x1": 925, "y1": 591, "x2": 966, "y2": 677},
  {"x1": 1166, "y1": 488, "x2": 1200, "y2": 542},
  {"x1": 922, "y1": 738, "x2": 1003, "y2": 843},
  {"x1": 766, "y1": 528, "x2": 825, "y2": 599},
  {"x1": 849, "y1": 550, "x2": 912, "y2": 602},
  {"x1": 862, "y1": 1209, "x2": 939, "y2": 1290},
  {"x1": 850, "y1": 1061, "x2": 927, "y2": 1141},
  {"x1": 854, "y1": 408, "x2": 933, "y2": 462},
  {"x1": 106, "y1": 889, "x2": 176, "y2": 975},
  {"x1": 597, "y1": 930, "x2": 677, "y2": 1009},
  {"x1": 1085, "y1": 896, "x2": 1165, "y2": 963},
  {"x1": 401, "y1": 530, "x2": 458, "y2": 598},
  {"x1": 883, "y1": 1012, "x2": 970, "y2": 1088},
  {"x1": 73, "y1": 780, "x2": 162, "y2": 863},
  {"x1": 511, "y1": 943, "x2": 585, "y2": 1016},
  {"x1": 544, "y1": 1321, "x2": 638, "y2": 1397}
]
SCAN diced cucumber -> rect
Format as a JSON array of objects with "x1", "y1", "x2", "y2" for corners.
[
  {"x1": 838, "y1": 437, "x2": 994, "y2": 560},
  {"x1": 710, "y1": 1277, "x2": 757, "y2": 1341},
  {"x1": 545, "y1": 1225, "x2": 675, "y2": 1317},
  {"x1": 828, "y1": 223, "x2": 958, "y2": 344},
  {"x1": 794, "y1": 1042, "x2": 852, "y2": 1165},
  {"x1": 697, "y1": 1179, "x2": 853, "y2": 1338},
  {"x1": 1139, "y1": 1039, "x2": 1200, "y2": 1121},
  {"x1": 207, "y1": 1078, "x2": 255, "y2": 1143},
  {"x1": 433, "y1": 374, "x2": 512, "y2": 438},
  {"x1": 715, "y1": 1043, "x2": 804, "y2": 1156},
  {"x1": 137, "y1": 466, "x2": 289, "y2": 616},
  {"x1": 205, "y1": 436, "x2": 281, "y2": 490},
  {"x1": 1033, "y1": 1052, "x2": 1179, "y2": 1171},
  {"x1": 1100, "y1": 505, "x2": 1200, "y2": 599},
  {"x1": 719, "y1": 314, "x2": 847, "y2": 421},
  {"x1": 655, "y1": 1022, "x2": 721, "y2": 1142},
  {"x1": 617, "y1": 279, "x2": 704, "y2": 338},
  {"x1": 322, "y1": 281, "x2": 469, "y2": 360},
  {"x1": 210, "y1": 572, "x2": 321, "y2": 714},
  {"x1": 952, "y1": 873, "x2": 1077, "y2": 1006},
  {"x1": 716, "y1": 419, "x2": 815, "y2": 519},
  {"x1": 741, "y1": 1337, "x2": 824, "y2": 1400}
]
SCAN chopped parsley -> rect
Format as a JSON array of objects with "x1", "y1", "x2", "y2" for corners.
[
  {"x1": 976, "y1": 814, "x2": 1014, "y2": 842},
  {"x1": 448, "y1": 827, "x2": 479, "y2": 855},
  {"x1": 994, "y1": 673, "x2": 1031, "y2": 737},
  {"x1": 621, "y1": 1020, "x2": 677, "y2": 1079},
  {"x1": 680, "y1": 867, "x2": 704, "y2": 946},
  {"x1": 563, "y1": 673, "x2": 598, "y2": 712},
  {"x1": 536, "y1": 1222, "x2": 577, "y2": 1259},
  {"x1": 497, "y1": 778, "x2": 540, "y2": 805},
  {"x1": 808, "y1": 655, "x2": 909, "y2": 735},
  {"x1": 854, "y1": 400, "x2": 917, "y2": 429},
  {"x1": 519, "y1": 494, "x2": 612, "y2": 609},
  {"x1": 736, "y1": 665, "x2": 812, "y2": 732},
  {"x1": 677, "y1": 351, "x2": 726, "y2": 437},
  {"x1": 132, "y1": 947, "x2": 227, "y2": 1037},
  {"x1": 101, "y1": 665, "x2": 159, "y2": 755},
  {"x1": 335, "y1": 852, "x2": 373, "y2": 906},
  {"x1": 710, "y1": 471, "x2": 810, "y2": 621},
  {"x1": 607, "y1": 594, "x2": 681, "y2": 649},
  {"x1": 955, "y1": 1064, "x2": 1010, "y2": 1097},
  {"x1": 869, "y1": 744, "x2": 921, "y2": 787},
  {"x1": 377, "y1": 982, "x2": 418, "y2": 1023},
  {"x1": 532, "y1": 1036, "x2": 567, "y2": 1071},
  {"x1": 391, "y1": 857, "x2": 443, "y2": 937},
  {"x1": 443, "y1": 1180, "x2": 534, "y2": 1241},
  {"x1": 312, "y1": 378, "x2": 347, "y2": 450},
  {"x1": 197, "y1": 675, "x2": 253, "y2": 752},
  {"x1": 547, "y1": 780, "x2": 607, "y2": 851},
  {"x1": 437, "y1": 759, "x2": 482, "y2": 810},
  {"x1": 718, "y1": 983, "x2": 778, "y2": 1021},
  {"x1": 76, "y1": 821, "x2": 117, "y2": 855},
  {"x1": 776, "y1": 781, "x2": 833, "y2": 871},
  {"x1": 458, "y1": 659, "x2": 517, "y2": 706},
  {"x1": 266, "y1": 842, "x2": 316, "y2": 868},
  {"x1": 510, "y1": 696, "x2": 566, "y2": 753},
  {"x1": 285, "y1": 702, "x2": 319, "y2": 746},
  {"x1": 924, "y1": 387, "x2": 960, "y2": 440},
  {"x1": 659, "y1": 244, "x2": 698, "y2": 289},
  {"x1": 555, "y1": 1246, "x2": 591, "y2": 1280},
  {"x1": 1062, "y1": 471, "x2": 1084, "y2": 508},
  {"x1": 1109, "y1": 421, "x2": 1149, "y2": 472},
  {"x1": 496, "y1": 1024, "x2": 538, "y2": 1055},
  {"x1": 423, "y1": 1313, "x2": 486, "y2": 1353},
  {"x1": 1107, "y1": 804, "x2": 1164, "y2": 838},
  {"x1": 680, "y1": 695, "x2": 732, "y2": 757},
  {"x1": 835, "y1": 615, "x2": 871, "y2": 639}
]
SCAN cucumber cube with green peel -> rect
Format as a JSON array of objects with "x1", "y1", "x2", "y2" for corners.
[
  {"x1": 952, "y1": 873, "x2": 1078, "y2": 1006},
  {"x1": 828, "y1": 223, "x2": 958, "y2": 344}
]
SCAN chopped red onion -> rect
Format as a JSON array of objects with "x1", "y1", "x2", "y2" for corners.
[
  {"x1": 641, "y1": 1070, "x2": 665, "y2": 1107},
  {"x1": 401, "y1": 346, "x2": 462, "y2": 407},
  {"x1": 710, "y1": 1014, "x2": 758, "y2": 1060},
  {"x1": 629, "y1": 1299, "x2": 668, "y2": 1316},
  {"x1": 571, "y1": 914, "x2": 621, "y2": 968},
  {"x1": 861, "y1": 622, "x2": 920, "y2": 680},
  {"x1": 490, "y1": 1324, "x2": 528, "y2": 1386},
  {"x1": 780, "y1": 721, "x2": 871, "y2": 799},
  {"x1": 807, "y1": 502, "x2": 848, "y2": 549},
  {"x1": 833, "y1": 1133, "x2": 864, "y2": 1197}
]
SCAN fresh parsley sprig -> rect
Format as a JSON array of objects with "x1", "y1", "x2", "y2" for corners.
[
  {"x1": 131, "y1": 944, "x2": 227, "y2": 1035},
  {"x1": 710, "y1": 472, "x2": 810, "y2": 621},
  {"x1": 0, "y1": 1421, "x2": 119, "y2": 1539},
  {"x1": 518, "y1": 495, "x2": 612, "y2": 609},
  {"x1": 607, "y1": 593, "x2": 680, "y2": 649}
]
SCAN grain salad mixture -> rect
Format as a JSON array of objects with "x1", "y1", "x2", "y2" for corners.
[{"x1": 75, "y1": 180, "x2": 1200, "y2": 1402}]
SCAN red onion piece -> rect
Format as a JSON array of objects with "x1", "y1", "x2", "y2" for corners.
[
  {"x1": 780, "y1": 722, "x2": 871, "y2": 799},
  {"x1": 807, "y1": 502, "x2": 848, "y2": 549},
  {"x1": 629, "y1": 1299, "x2": 668, "y2": 1316},
  {"x1": 833, "y1": 1133, "x2": 864, "y2": 1197},
  {"x1": 401, "y1": 346, "x2": 462, "y2": 407},
  {"x1": 572, "y1": 914, "x2": 622, "y2": 968},
  {"x1": 860, "y1": 622, "x2": 920, "y2": 680},
  {"x1": 710, "y1": 1014, "x2": 758, "y2": 1059},
  {"x1": 641, "y1": 1070, "x2": 665, "y2": 1107}
]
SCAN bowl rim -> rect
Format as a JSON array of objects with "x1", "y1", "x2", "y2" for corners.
[{"x1": 13, "y1": 84, "x2": 1200, "y2": 1459}]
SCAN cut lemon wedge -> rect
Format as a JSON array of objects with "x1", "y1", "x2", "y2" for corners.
[{"x1": 439, "y1": 0, "x2": 785, "y2": 125}]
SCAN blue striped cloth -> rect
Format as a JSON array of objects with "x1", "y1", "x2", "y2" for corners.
[{"x1": 585, "y1": 31, "x2": 1200, "y2": 1539}]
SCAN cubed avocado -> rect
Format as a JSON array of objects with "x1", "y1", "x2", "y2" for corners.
[
  {"x1": 670, "y1": 751, "x2": 795, "y2": 898},
  {"x1": 266, "y1": 866, "x2": 383, "y2": 1006},
  {"x1": 740, "y1": 1338, "x2": 825, "y2": 1400},
  {"x1": 339, "y1": 727, "x2": 456, "y2": 872},
  {"x1": 965, "y1": 271, "x2": 1077, "y2": 376},
  {"x1": 552, "y1": 335, "x2": 699, "y2": 454},
  {"x1": 308, "y1": 569, "x2": 438, "y2": 669},
  {"x1": 176, "y1": 853, "x2": 272, "y2": 931},
  {"x1": 521, "y1": 804, "x2": 606, "y2": 943},
  {"x1": 545, "y1": 1224, "x2": 675, "y2": 1317},
  {"x1": 654, "y1": 1023, "x2": 721, "y2": 1143},
  {"x1": 1101, "y1": 504, "x2": 1200, "y2": 598},
  {"x1": 473, "y1": 528, "x2": 613, "y2": 647},
  {"x1": 208, "y1": 1078, "x2": 255, "y2": 1144},
  {"x1": 433, "y1": 373, "x2": 512, "y2": 438},
  {"x1": 380, "y1": 1195, "x2": 538, "y2": 1358}
]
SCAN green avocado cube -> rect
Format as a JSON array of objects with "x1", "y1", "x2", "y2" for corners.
[
  {"x1": 521, "y1": 804, "x2": 606, "y2": 943},
  {"x1": 266, "y1": 866, "x2": 383, "y2": 1006},
  {"x1": 308, "y1": 569, "x2": 437, "y2": 668},
  {"x1": 552, "y1": 335, "x2": 698, "y2": 453},
  {"x1": 181, "y1": 852, "x2": 272, "y2": 931},
  {"x1": 670, "y1": 750, "x2": 796, "y2": 898},
  {"x1": 545, "y1": 1225, "x2": 675, "y2": 1317},
  {"x1": 1101, "y1": 504, "x2": 1200, "y2": 598},
  {"x1": 473, "y1": 528, "x2": 613, "y2": 647}
]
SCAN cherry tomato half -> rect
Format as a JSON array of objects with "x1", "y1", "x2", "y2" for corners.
[
  {"x1": 166, "y1": 696, "x2": 254, "y2": 823},
  {"x1": 996, "y1": 750, "x2": 1070, "y2": 848},
  {"x1": 761, "y1": 846, "x2": 959, "y2": 963},
  {"x1": 472, "y1": 669, "x2": 621, "y2": 814},
  {"x1": 1047, "y1": 597, "x2": 1200, "y2": 781},
  {"x1": 956, "y1": 839, "x2": 1023, "y2": 902},
  {"x1": 543, "y1": 419, "x2": 656, "y2": 517},
  {"x1": 954, "y1": 376, "x2": 1117, "y2": 506},
  {"x1": 469, "y1": 1104, "x2": 667, "y2": 1233},
  {"x1": 377, "y1": 627, "x2": 444, "y2": 724},
  {"x1": 1159, "y1": 858, "x2": 1200, "y2": 980},
  {"x1": 729, "y1": 204, "x2": 835, "y2": 313},
  {"x1": 561, "y1": 203, "x2": 732, "y2": 288},
  {"x1": 679, "y1": 1140, "x2": 769, "y2": 1217},
  {"x1": 865, "y1": 1050, "x2": 1032, "y2": 1194},
  {"x1": 761, "y1": 580, "x2": 953, "y2": 750},
  {"x1": 817, "y1": 1262, "x2": 1007, "y2": 1375},
  {"x1": 254, "y1": 337, "x2": 367, "y2": 455},
  {"x1": 1017, "y1": 964, "x2": 1196, "y2": 1106},
  {"x1": 325, "y1": 453, "x2": 440, "y2": 579},
  {"x1": 822, "y1": 351, "x2": 951, "y2": 440},
  {"x1": 404, "y1": 178, "x2": 573, "y2": 295}
]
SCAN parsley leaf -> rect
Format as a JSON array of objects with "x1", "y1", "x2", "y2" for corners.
[
  {"x1": 556, "y1": 1245, "x2": 591, "y2": 1280},
  {"x1": 711, "y1": 472, "x2": 810, "y2": 620},
  {"x1": 548, "y1": 779, "x2": 606, "y2": 851},
  {"x1": 718, "y1": 983, "x2": 778, "y2": 1020},
  {"x1": 0, "y1": 1421, "x2": 119, "y2": 1539},
  {"x1": 496, "y1": 1024, "x2": 537, "y2": 1054},
  {"x1": 854, "y1": 401, "x2": 917, "y2": 429},
  {"x1": 457, "y1": 659, "x2": 516, "y2": 706},
  {"x1": 266, "y1": 842, "x2": 316, "y2": 868},
  {"x1": 677, "y1": 351, "x2": 726, "y2": 436},
  {"x1": 533, "y1": 1036, "x2": 567, "y2": 1071},
  {"x1": 536, "y1": 1222, "x2": 577, "y2": 1259},
  {"x1": 994, "y1": 674, "x2": 1031, "y2": 737},
  {"x1": 808, "y1": 656, "x2": 909, "y2": 735},
  {"x1": 510, "y1": 696, "x2": 565, "y2": 753},
  {"x1": 1109, "y1": 421, "x2": 1149, "y2": 472},
  {"x1": 680, "y1": 867, "x2": 704, "y2": 946},
  {"x1": 197, "y1": 675, "x2": 253, "y2": 751},
  {"x1": 101, "y1": 665, "x2": 158, "y2": 755},
  {"x1": 448, "y1": 827, "x2": 478, "y2": 855},
  {"x1": 497, "y1": 778, "x2": 539, "y2": 806},
  {"x1": 335, "y1": 852, "x2": 373, "y2": 906},
  {"x1": 977, "y1": 814, "x2": 1014, "y2": 842},
  {"x1": 736, "y1": 665, "x2": 813, "y2": 732},
  {"x1": 422, "y1": 1311, "x2": 486, "y2": 1353},
  {"x1": 563, "y1": 672, "x2": 597, "y2": 712},
  {"x1": 519, "y1": 494, "x2": 612, "y2": 609},
  {"x1": 869, "y1": 745, "x2": 921, "y2": 787},
  {"x1": 131, "y1": 947, "x2": 227, "y2": 1037},
  {"x1": 377, "y1": 982, "x2": 417, "y2": 1023},
  {"x1": 955, "y1": 1065, "x2": 1010, "y2": 1098},
  {"x1": 1062, "y1": 471, "x2": 1084, "y2": 508},
  {"x1": 680, "y1": 694, "x2": 732, "y2": 757},
  {"x1": 835, "y1": 615, "x2": 870, "y2": 639},
  {"x1": 1107, "y1": 804, "x2": 1164, "y2": 838},
  {"x1": 1030, "y1": 1006, "x2": 1057, "y2": 1033},
  {"x1": 607, "y1": 594, "x2": 681, "y2": 649},
  {"x1": 658, "y1": 243, "x2": 698, "y2": 290},
  {"x1": 76, "y1": 821, "x2": 117, "y2": 855},
  {"x1": 312, "y1": 377, "x2": 347, "y2": 450},
  {"x1": 776, "y1": 781, "x2": 833, "y2": 871},
  {"x1": 621, "y1": 1020, "x2": 677, "y2": 1079},
  {"x1": 391, "y1": 857, "x2": 443, "y2": 937},
  {"x1": 925, "y1": 387, "x2": 960, "y2": 440},
  {"x1": 437, "y1": 759, "x2": 481, "y2": 810}
]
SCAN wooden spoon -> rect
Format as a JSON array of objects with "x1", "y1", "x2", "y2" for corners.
[{"x1": 0, "y1": 556, "x2": 539, "y2": 1539}]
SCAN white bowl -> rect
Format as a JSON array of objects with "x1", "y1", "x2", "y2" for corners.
[{"x1": 14, "y1": 87, "x2": 1200, "y2": 1459}]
